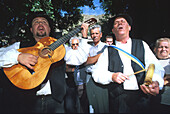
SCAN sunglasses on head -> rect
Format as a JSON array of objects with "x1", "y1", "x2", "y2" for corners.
[{"x1": 72, "y1": 43, "x2": 79, "y2": 46}]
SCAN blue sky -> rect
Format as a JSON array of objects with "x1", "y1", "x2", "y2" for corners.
[{"x1": 79, "y1": 0, "x2": 105, "y2": 15}]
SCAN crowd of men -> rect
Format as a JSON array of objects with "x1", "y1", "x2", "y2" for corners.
[{"x1": 0, "y1": 11, "x2": 169, "y2": 113}]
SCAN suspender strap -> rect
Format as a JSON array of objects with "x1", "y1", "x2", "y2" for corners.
[{"x1": 109, "y1": 45, "x2": 145, "y2": 70}]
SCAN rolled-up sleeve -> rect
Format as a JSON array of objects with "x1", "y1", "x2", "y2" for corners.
[
  {"x1": 92, "y1": 48, "x2": 113, "y2": 84},
  {"x1": 0, "y1": 42, "x2": 20, "y2": 68}
]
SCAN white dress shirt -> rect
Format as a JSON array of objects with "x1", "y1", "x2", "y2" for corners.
[
  {"x1": 92, "y1": 38, "x2": 165, "y2": 90},
  {"x1": 86, "y1": 41, "x2": 107, "y2": 73}
]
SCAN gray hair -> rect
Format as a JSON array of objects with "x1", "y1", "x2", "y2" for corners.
[
  {"x1": 155, "y1": 38, "x2": 170, "y2": 48},
  {"x1": 89, "y1": 25, "x2": 102, "y2": 34},
  {"x1": 69, "y1": 37, "x2": 80, "y2": 46}
]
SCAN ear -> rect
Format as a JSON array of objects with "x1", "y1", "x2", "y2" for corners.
[
  {"x1": 49, "y1": 27, "x2": 51, "y2": 33},
  {"x1": 112, "y1": 28, "x2": 115, "y2": 34},
  {"x1": 30, "y1": 28, "x2": 33, "y2": 33},
  {"x1": 129, "y1": 26, "x2": 131, "y2": 31},
  {"x1": 100, "y1": 32, "x2": 102, "y2": 37},
  {"x1": 154, "y1": 48, "x2": 156, "y2": 53}
]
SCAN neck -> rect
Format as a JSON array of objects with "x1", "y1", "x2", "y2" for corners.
[
  {"x1": 94, "y1": 41, "x2": 100, "y2": 46},
  {"x1": 116, "y1": 36, "x2": 129, "y2": 44},
  {"x1": 34, "y1": 36, "x2": 47, "y2": 42},
  {"x1": 158, "y1": 56, "x2": 169, "y2": 60}
]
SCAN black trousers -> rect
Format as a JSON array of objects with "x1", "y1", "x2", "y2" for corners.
[
  {"x1": 109, "y1": 90, "x2": 150, "y2": 113},
  {"x1": 78, "y1": 84, "x2": 89, "y2": 113},
  {"x1": 64, "y1": 86, "x2": 80, "y2": 113},
  {"x1": 2, "y1": 94, "x2": 65, "y2": 113}
]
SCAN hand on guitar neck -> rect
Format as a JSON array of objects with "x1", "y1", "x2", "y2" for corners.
[
  {"x1": 81, "y1": 23, "x2": 89, "y2": 38},
  {"x1": 18, "y1": 53, "x2": 39, "y2": 70}
]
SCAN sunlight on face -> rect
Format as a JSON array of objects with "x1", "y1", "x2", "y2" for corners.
[
  {"x1": 90, "y1": 28, "x2": 102, "y2": 45},
  {"x1": 155, "y1": 41, "x2": 170, "y2": 59},
  {"x1": 112, "y1": 17, "x2": 130, "y2": 36},
  {"x1": 71, "y1": 39, "x2": 79, "y2": 50}
]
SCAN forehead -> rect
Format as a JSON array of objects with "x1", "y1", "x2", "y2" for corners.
[
  {"x1": 114, "y1": 17, "x2": 127, "y2": 22},
  {"x1": 159, "y1": 41, "x2": 169, "y2": 45},
  {"x1": 106, "y1": 38, "x2": 113, "y2": 40},
  {"x1": 32, "y1": 17, "x2": 48, "y2": 22},
  {"x1": 91, "y1": 27, "x2": 100, "y2": 32},
  {"x1": 72, "y1": 39, "x2": 79, "y2": 43}
]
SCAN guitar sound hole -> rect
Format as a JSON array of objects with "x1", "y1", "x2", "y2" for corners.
[
  {"x1": 41, "y1": 48, "x2": 51, "y2": 55},
  {"x1": 39, "y1": 47, "x2": 53, "y2": 58}
]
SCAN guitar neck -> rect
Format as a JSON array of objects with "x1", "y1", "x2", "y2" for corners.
[{"x1": 49, "y1": 25, "x2": 82, "y2": 51}]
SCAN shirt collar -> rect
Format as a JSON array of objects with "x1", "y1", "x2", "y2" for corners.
[
  {"x1": 92, "y1": 41, "x2": 101, "y2": 47},
  {"x1": 115, "y1": 38, "x2": 131, "y2": 46}
]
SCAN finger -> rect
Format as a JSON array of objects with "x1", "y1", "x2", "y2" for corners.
[
  {"x1": 29, "y1": 61, "x2": 36, "y2": 66},
  {"x1": 117, "y1": 80, "x2": 122, "y2": 84},
  {"x1": 26, "y1": 64, "x2": 34, "y2": 70},
  {"x1": 118, "y1": 78, "x2": 124, "y2": 83},
  {"x1": 125, "y1": 75, "x2": 129, "y2": 80},
  {"x1": 30, "y1": 55, "x2": 39, "y2": 60},
  {"x1": 149, "y1": 91, "x2": 156, "y2": 96},
  {"x1": 30, "y1": 58, "x2": 38, "y2": 64},
  {"x1": 140, "y1": 85, "x2": 149, "y2": 94},
  {"x1": 140, "y1": 85, "x2": 147, "y2": 94},
  {"x1": 151, "y1": 82, "x2": 159, "y2": 89},
  {"x1": 148, "y1": 85, "x2": 159, "y2": 95}
]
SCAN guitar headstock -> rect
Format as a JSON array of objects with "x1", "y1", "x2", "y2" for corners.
[{"x1": 84, "y1": 18, "x2": 97, "y2": 26}]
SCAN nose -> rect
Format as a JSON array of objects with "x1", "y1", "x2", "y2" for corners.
[
  {"x1": 93, "y1": 33, "x2": 98, "y2": 37},
  {"x1": 118, "y1": 21, "x2": 124, "y2": 25},
  {"x1": 162, "y1": 47, "x2": 167, "y2": 50},
  {"x1": 38, "y1": 21, "x2": 43, "y2": 25}
]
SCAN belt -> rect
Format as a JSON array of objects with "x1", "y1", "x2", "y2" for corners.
[
  {"x1": 87, "y1": 72, "x2": 92, "y2": 75},
  {"x1": 36, "y1": 94, "x2": 52, "y2": 98}
]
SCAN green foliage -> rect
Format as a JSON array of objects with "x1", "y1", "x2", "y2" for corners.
[
  {"x1": 0, "y1": 0, "x2": 94, "y2": 47},
  {"x1": 99, "y1": 0, "x2": 130, "y2": 41}
]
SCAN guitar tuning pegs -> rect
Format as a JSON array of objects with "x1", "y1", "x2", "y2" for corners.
[{"x1": 84, "y1": 18, "x2": 97, "y2": 26}]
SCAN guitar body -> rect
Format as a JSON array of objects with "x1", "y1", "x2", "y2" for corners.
[{"x1": 3, "y1": 37, "x2": 66, "y2": 90}]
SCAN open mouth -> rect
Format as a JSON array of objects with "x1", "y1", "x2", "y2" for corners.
[
  {"x1": 38, "y1": 26, "x2": 44, "y2": 31},
  {"x1": 118, "y1": 26, "x2": 123, "y2": 30}
]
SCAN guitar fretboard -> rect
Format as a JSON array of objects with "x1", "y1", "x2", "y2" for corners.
[{"x1": 49, "y1": 25, "x2": 82, "y2": 51}]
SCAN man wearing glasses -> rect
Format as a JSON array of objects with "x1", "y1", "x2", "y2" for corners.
[{"x1": 64, "y1": 36, "x2": 91, "y2": 113}]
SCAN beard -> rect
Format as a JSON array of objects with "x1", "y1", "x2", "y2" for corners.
[{"x1": 36, "y1": 32, "x2": 47, "y2": 37}]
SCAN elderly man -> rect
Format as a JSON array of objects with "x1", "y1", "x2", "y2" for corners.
[
  {"x1": 64, "y1": 36, "x2": 91, "y2": 113},
  {"x1": 85, "y1": 25, "x2": 109, "y2": 113},
  {"x1": 91, "y1": 14, "x2": 165, "y2": 113}
]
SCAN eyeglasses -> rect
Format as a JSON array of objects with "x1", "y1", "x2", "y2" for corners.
[{"x1": 72, "y1": 43, "x2": 79, "y2": 46}]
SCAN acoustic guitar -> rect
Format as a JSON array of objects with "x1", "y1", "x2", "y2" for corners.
[{"x1": 3, "y1": 18, "x2": 97, "y2": 90}]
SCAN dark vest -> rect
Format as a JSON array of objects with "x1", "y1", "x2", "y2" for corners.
[
  {"x1": 0, "y1": 39, "x2": 66, "y2": 103},
  {"x1": 108, "y1": 39, "x2": 145, "y2": 96}
]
